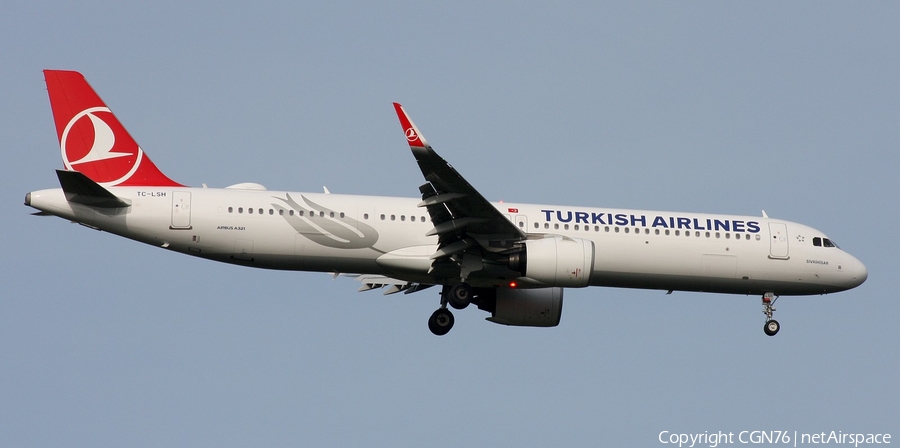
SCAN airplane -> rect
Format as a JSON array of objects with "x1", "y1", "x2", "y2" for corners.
[{"x1": 25, "y1": 70, "x2": 868, "y2": 336}]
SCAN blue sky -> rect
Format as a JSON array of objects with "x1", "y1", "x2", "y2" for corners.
[{"x1": 2, "y1": 1, "x2": 898, "y2": 446}]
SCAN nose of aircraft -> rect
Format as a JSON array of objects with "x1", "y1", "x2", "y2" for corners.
[{"x1": 844, "y1": 254, "x2": 868, "y2": 289}]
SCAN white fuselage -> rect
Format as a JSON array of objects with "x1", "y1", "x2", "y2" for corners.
[{"x1": 27, "y1": 184, "x2": 868, "y2": 297}]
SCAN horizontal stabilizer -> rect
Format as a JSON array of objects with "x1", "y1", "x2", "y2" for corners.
[{"x1": 56, "y1": 170, "x2": 131, "y2": 208}]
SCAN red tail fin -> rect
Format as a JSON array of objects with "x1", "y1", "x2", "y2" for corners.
[{"x1": 44, "y1": 70, "x2": 183, "y2": 187}]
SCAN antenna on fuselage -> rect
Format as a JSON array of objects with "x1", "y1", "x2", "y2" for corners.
[{"x1": 762, "y1": 210, "x2": 769, "y2": 218}]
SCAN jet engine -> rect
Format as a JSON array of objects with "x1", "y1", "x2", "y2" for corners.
[
  {"x1": 484, "y1": 287, "x2": 564, "y2": 327},
  {"x1": 508, "y1": 235, "x2": 595, "y2": 287}
]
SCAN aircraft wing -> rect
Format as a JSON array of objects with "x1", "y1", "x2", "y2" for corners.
[
  {"x1": 393, "y1": 103, "x2": 526, "y2": 281},
  {"x1": 343, "y1": 273, "x2": 434, "y2": 295}
]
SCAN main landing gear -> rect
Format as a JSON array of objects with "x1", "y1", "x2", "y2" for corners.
[
  {"x1": 762, "y1": 292, "x2": 780, "y2": 336},
  {"x1": 428, "y1": 308, "x2": 454, "y2": 336},
  {"x1": 427, "y1": 283, "x2": 473, "y2": 336}
]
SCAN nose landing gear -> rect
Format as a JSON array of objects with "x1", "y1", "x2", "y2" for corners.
[{"x1": 762, "y1": 292, "x2": 780, "y2": 336}]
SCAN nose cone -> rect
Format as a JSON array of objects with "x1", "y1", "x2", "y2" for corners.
[{"x1": 843, "y1": 254, "x2": 868, "y2": 289}]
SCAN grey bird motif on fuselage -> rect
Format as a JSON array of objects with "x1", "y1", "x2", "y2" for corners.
[{"x1": 273, "y1": 193, "x2": 382, "y2": 251}]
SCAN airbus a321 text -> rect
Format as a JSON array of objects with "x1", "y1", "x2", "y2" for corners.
[{"x1": 26, "y1": 70, "x2": 867, "y2": 336}]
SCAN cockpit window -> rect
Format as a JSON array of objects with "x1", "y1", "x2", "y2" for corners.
[{"x1": 813, "y1": 236, "x2": 839, "y2": 248}]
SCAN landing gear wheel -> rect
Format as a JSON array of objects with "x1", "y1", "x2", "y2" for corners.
[
  {"x1": 764, "y1": 319, "x2": 780, "y2": 336},
  {"x1": 428, "y1": 308, "x2": 455, "y2": 336},
  {"x1": 447, "y1": 283, "x2": 472, "y2": 310},
  {"x1": 760, "y1": 292, "x2": 780, "y2": 336}
]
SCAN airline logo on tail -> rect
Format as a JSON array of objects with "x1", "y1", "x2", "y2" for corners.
[
  {"x1": 60, "y1": 106, "x2": 144, "y2": 185},
  {"x1": 44, "y1": 70, "x2": 183, "y2": 187}
]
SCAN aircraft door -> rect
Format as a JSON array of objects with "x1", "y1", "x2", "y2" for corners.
[
  {"x1": 516, "y1": 215, "x2": 528, "y2": 232},
  {"x1": 768, "y1": 222, "x2": 789, "y2": 259},
  {"x1": 171, "y1": 191, "x2": 192, "y2": 229}
]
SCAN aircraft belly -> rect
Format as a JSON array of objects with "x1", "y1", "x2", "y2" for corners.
[
  {"x1": 589, "y1": 270, "x2": 824, "y2": 296},
  {"x1": 588, "y1": 235, "x2": 834, "y2": 295}
]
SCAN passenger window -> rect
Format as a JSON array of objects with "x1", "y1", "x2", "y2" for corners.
[
  {"x1": 380, "y1": 214, "x2": 385, "y2": 220},
  {"x1": 289, "y1": 210, "x2": 294, "y2": 216},
  {"x1": 574, "y1": 225, "x2": 579, "y2": 231},
  {"x1": 228, "y1": 207, "x2": 233, "y2": 213},
  {"x1": 554, "y1": 224, "x2": 559, "y2": 230},
  {"x1": 364, "y1": 213, "x2": 369, "y2": 220},
  {"x1": 534, "y1": 222, "x2": 539, "y2": 229},
  {"x1": 238, "y1": 207, "x2": 243, "y2": 214},
  {"x1": 624, "y1": 227, "x2": 629, "y2": 234},
  {"x1": 279, "y1": 209, "x2": 284, "y2": 216},
  {"x1": 259, "y1": 208, "x2": 264, "y2": 215},
  {"x1": 545, "y1": 223, "x2": 550, "y2": 229},
  {"x1": 421, "y1": 216, "x2": 426, "y2": 222},
  {"x1": 299, "y1": 211, "x2": 305, "y2": 216},
  {"x1": 391, "y1": 215, "x2": 396, "y2": 221},
  {"x1": 564, "y1": 224, "x2": 569, "y2": 230},
  {"x1": 269, "y1": 209, "x2": 274, "y2": 215},
  {"x1": 320, "y1": 211, "x2": 325, "y2": 217},
  {"x1": 248, "y1": 208, "x2": 253, "y2": 214},
  {"x1": 401, "y1": 215, "x2": 406, "y2": 221},
  {"x1": 655, "y1": 229, "x2": 660, "y2": 235}
]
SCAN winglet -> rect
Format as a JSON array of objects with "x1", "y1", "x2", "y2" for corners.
[{"x1": 392, "y1": 103, "x2": 429, "y2": 148}]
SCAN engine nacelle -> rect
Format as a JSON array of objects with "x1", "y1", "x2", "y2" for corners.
[
  {"x1": 486, "y1": 287, "x2": 564, "y2": 327},
  {"x1": 513, "y1": 235, "x2": 595, "y2": 287}
]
